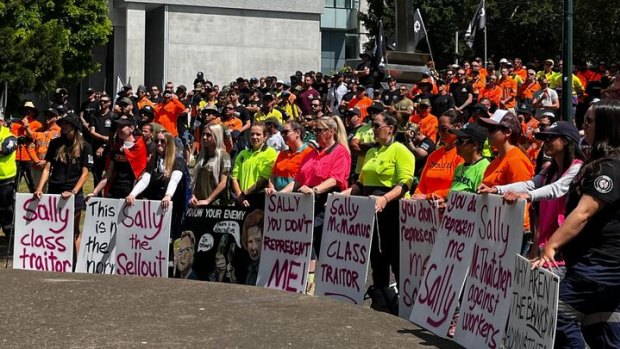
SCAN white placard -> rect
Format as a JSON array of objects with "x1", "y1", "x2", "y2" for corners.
[
  {"x1": 399, "y1": 199, "x2": 439, "y2": 320},
  {"x1": 75, "y1": 198, "x2": 121, "y2": 274},
  {"x1": 257, "y1": 192, "x2": 314, "y2": 293},
  {"x1": 454, "y1": 194, "x2": 525, "y2": 348},
  {"x1": 411, "y1": 191, "x2": 479, "y2": 337},
  {"x1": 504, "y1": 255, "x2": 559, "y2": 349},
  {"x1": 315, "y1": 194, "x2": 375, "y2": 305},
  {"x1": 13, "y1": 193, "x2": 74, "y2": 272},
  {"x1": 115, "y1": 200, "x2": 172, "y2": 278}
]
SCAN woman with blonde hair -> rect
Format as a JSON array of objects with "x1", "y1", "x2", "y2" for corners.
[
  {"x1": 34, "y1": 114, "x2": 93, "y2": 251},
  {"x1": 126, "y1": 131, "x2": 188, "y2": 239},
  {"x1": 190, "y1": 124, "x2": 231, "y2": 206}
]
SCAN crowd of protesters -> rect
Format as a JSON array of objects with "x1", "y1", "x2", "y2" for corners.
[{"x1": 0, "y1": 55, "x2": 619, "y2": 347}]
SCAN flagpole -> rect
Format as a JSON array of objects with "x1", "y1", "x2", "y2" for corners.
[
  {"x1": 417, "y1": 9, "x2": 435, "y2": 67},
  {"x1": 483, "y1": 0, "x2": 488, "y2": 69}
]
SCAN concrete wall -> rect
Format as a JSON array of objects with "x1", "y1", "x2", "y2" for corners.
[{"x1": 166, "y1": 6, "x2": 321, "y2": 87}]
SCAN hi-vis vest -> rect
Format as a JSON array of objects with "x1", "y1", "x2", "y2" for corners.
[{"x1": 0, "y1": 127, "x2": 17, "y2": 180}]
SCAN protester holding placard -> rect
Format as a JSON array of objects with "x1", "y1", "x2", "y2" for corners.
[
  {"x1": 231, "y1": 123, "x2": 278, "y2": 209},
  {"x1": 412, "y1": 110, "x2": 464, "y2": 200},
  {"x1": 189, "y1": 124, "x2": 231, "y2": 206},
  {"x1": 125, "y1": 131, "x2": 188, "y2": 239},
  {"x1": 488, "y1": 121, "x2": 584, "y2": 268},
  {"x1": 269, "y1": 121, "x2": 313, "y2": 191},
  {"x1": 448, "y1": 122, "x2": 490, "y2": 193},
  {"x1": 281, "y1": 115, "x2": 351, "y2": 254},
  {"x1": 88, "y1": 117, "x2": 147, "y2": 199},
  {"x1": 477, "y1": 110, "x2": 534, "y2": 255},
  {"x1": 34, "y1": 114, "x2": 93, "y2": 249},
  {"x1": 533, "y1": 100, "x2": 620, "y2": 348},
  {"x1": 342, "y1": 113, "x2": 414, "y2": 314}
]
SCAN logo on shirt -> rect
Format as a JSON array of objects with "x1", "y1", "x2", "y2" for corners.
[{"x1": 594, "y1": 175, "x2": 613, "y2": 194}]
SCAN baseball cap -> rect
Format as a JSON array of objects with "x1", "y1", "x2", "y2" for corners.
[
  {"x1": 201, "y1": 106, "x2": 220, "y2": 116},
  {"x1": 419, "y1": 98, "x2": 431, "y2": 107},
  {"x1": 44, "y1": 108, "x2": 59, "y2": 117},
  {"x1": 478, "y1": 109, "x2": 521, "y2": 134},
  {"x1": 534, "y1": 121, "x2": 580, "y2": 144},
  {"x1": 139, "y1": 105, "x2": 155, "y2": 116},
  {"x1": 137, "y1": 85, "x2": 147, "y2": 93},
  {"x1": 367, "y1": 102, "x2": 385, "y2": 114},
  {"x1": 499, "y1": 58, "x2": 508, "y2": 64},
  {"x1": 471, "y1": 103, "x2": 488, "y2": 115},
  {"x1": 276, "y1": 80, "x2": 284, "y2": 85},
  {"x1": 545, "y1": 59, "x2": 554, "y2": 65},
  {"x1": 114, "y1": 117, "x2": 135, "y2": 127},
  {"x1": 344, "y1": 108, "x2": 361, "y2": 118},
  {"x1": 263, "y1": 92, "x2": 274, "y2": 101},
  {"x1": 515, "y1": 104, "x2": 533, "y2": 115},
  {"x1": 86, "y1": 88, "x2": 96, "y2": 95},
  {"x1": 56, "y1": 113, "x2": 81, "y2": 130},
  {"x1": 176, "y1": 85, "x2": 187, "y2": 93},
  {"x1": 450, "y1": 122, "x2": 488, "y2": 145}
]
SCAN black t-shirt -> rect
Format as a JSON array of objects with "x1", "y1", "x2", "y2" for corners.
[
  {"x1": 564, "y1": 158, "x2": 620, "y2": 266},
  {"x1": 142, "y1": 154, "x2": 187, "y2": 207},
  {"x1": 414, "y1": 138, "x2": 436, "y2": 177},
  {"x1": 108, "y1": 144, "x2": 136, "y2": 198},
  {"x1": 431, "y1": 94, "x2": 456, "y2": 118},
  {"x1": 357, "y1": 62, "x2": 374, "y2": 87},
  {"x1": 45, "y1": 137, "x2": 94, "y2": 192},
  {"x1": 80, "y1": 100, "x2": 100, "y2": 126},
  {"x1": 381, "y1": 89, "x2": 400, "y2": 106},
  {"x1": 91, "y1": 111, "x2": 113, "y2": 150},
  {"x1": 451, "y1": 83, "x2": 473, "y2": 107},
  {"x1": 235, "y1": 105, "x2": 251, "y2": 126}
]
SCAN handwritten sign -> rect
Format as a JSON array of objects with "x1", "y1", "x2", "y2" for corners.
[
  {"x1": 115, "y1": 200, "x2": 171, "y2": 278},
  {"x1": 504, "y1": 255, "x2": 559, "y2": 349},
  {"x1": 315, "y1": 194, "x2": 375, "y2": 305},
  {"x1": 13, "y1": 193, "x2": 74, "y2": 272},
  {"x1": 454, "y1": 194, "x2": 525, "y2": 349},
  {"x1": 76, "y1": 198, "x2": 120, "y2": 274},
  {"x1": 256, "y1": 192, "x2": 314, "y2": 292},
  {"x1": 399, "y1": 199, "x2": 439, "y2": 320},
  {"x1": 411, "y1": 191, "x2": 478, "y2": 337}
]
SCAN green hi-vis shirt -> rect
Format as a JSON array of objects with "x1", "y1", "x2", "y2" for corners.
[
  {"x1": 231, "y1": 145, "x2": 278, "y2": 191},
  {"x1": 360, "y1": 141, "x2": 415, "y2": 188},
  {"x1": 354, "y1": 124, "x2": 376, "y2": 174},
  {"x1": 449, "y1": 158, "x2": 491, "y2": 193}
]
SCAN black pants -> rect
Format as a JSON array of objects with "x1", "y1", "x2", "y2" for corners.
[
  {"x1": 0, "y1": 178, "x2": 16, "y2": 241},
  {"x1": 370, "y1": 200, "x2": 400, "y2": 288},
  {"x1": 92, "y1": 153, "x2": 107, "y2": 186},
  {"x1": 16, "y1": 161, "x2": 35, "y2": 193}
]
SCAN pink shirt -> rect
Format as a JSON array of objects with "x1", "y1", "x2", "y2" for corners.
[{"x1": 295, "y1": 143, "x2": 351, "y2": 191}]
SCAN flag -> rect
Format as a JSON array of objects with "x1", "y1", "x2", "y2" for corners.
[
  {"x1": 464, "y1": 0, "x2": 486, "y2": 48},
  {"x1": 371, "y1": 20, "x2": 386, "y2": 73},
  {"x1": 115, "y1": 75, "x2": 125, "y2": 96},
  {"x1": 412, "y1": 8, "x2": 428, "y2": 51}
]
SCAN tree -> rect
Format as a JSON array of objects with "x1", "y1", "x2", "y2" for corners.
[{"x1": 0, "y1": 0, "x2": 111, "y2": 97}]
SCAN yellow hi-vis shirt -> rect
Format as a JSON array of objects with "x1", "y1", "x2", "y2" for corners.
[{"x1": 360, "y1": 141, "x2": 415, "y2": 188}]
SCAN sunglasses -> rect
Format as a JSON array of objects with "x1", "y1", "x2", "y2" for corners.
[
  {"x1": 281, "y1": 129, "x2": 293, "y2": 136},
  {"x1": 226, "y1": 107, "x2": 235, "y2": 110},
  {"x1": 438, "y1": 125, "x2": 454, "y2": 133},
  {"x1": 312, "y1": 104, "x2": 321, "y2": 107},
  {"x1": 155, "y1": 139, "x2": 166, "y2": 145},
  {"x1": 313, "y1": 127, "x2": 328, "y2": 134},
  {"x1": 372, "y1": 123, "x2": 387, "y2": 130}
]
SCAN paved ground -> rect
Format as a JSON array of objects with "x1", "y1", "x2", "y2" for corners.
[{"x1": 0, "y1": 269, "x2": 460, "y2": 348}]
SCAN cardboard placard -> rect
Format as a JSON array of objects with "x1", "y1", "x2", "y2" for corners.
[
  {"x1": 399, "y1": 199, "x2": 439, "y2": 320},
  {"x1": 315, "y1": 194, "x2": 375, "y2": 305},
  {"x1": 256, "y1": 192, "x2": 314, "y2": 293},
  {"x1": 454, "y1": 195, "x2": 525, "y2": 348},
  {"x1": 504, "y1": 255, "x2": 559, "y2": 349},
  {"x1": 75, "y1": 198, "x2": 121, "y2": 274}
]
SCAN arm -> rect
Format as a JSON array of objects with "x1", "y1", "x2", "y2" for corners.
[
  {"x1": 527, "y1": 163, "x2": 581, "y2": 201},
  {"x1": 457, "y1": 93, "x2": 473, "y2": 111},
  {"x1": 90, "y1": 160, "x2": 114, "y2": 196},
  {"x1": 71, "y1": 166, "x2": 90, "y2": 195},
  {"x1": 127, "y1": 172, "x2": 152, "y2": 199},
  {"x1": 89, "y1": 126, "x2": 109, "y2": 142},
  {"x1": 34, "y1": 162, "x2": 52, "y2": 199}
]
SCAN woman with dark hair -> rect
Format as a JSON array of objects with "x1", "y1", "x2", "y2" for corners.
[
  {"x1": 125, "y1": 131, "x2": 188, "y2": 239},
  {"x1": 342, "y1": 112, "x2": 414, "y2": 314},
  {"x1": 231, "y1": 123, "x2": 278, "y2": 209},
  {"x1": 484, "y1": 121, "x2": 584, "y2": 271},
  {"x1": 268, "y1": 121, "x2": 313, "y2": 191},
  {"x1": 448, "y1": 122, "x2": 490, "y2": 193},
  {"x1": 412, "y1": 110, "x2": 464, "y2": 200},
  {"x1": 533, "y1": 100, "x2": 620, "y2": 348},
  {"x1": 34, "y1": 114, "x2": 93, "y2": 250}
]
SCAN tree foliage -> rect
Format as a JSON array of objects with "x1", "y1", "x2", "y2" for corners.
[
  {"x1": 360, "y1": 0, "x2": 619, "y2": 69},
  {"x1": 0, "y1": 0, "x2": 111, "y2": 95}
]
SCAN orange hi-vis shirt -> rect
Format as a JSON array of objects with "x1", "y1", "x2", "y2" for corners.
[
  {"x1": 479, "y1": 85, "x2": 503, "y2": 106},
  {"x1": 499, "y1": 77, "x2": 518, "y2": 109},
  {"x1": 154, "y1": 98, "x2": 186, "y2": 136},
  {"x1": 347, "y1": 96, "x2": 373, "y2": 121},
  {"x1": 517, "y1": 81, "x2": 541, "y2": 101},
  {"x1": 32, "y1": 123, "x2": 61, "y2": 160},
  {"x1": 222, "y1": 116, "x2": 243, "y2": 132},
  {"x1": 414, "y1": 146, "x2": 464, "y2": 199},
  {"x1": 11, "y1": 117, "x2": 43, "y2": 162},
  {"x1": 409, "y1": 112, "x2": 438, "y2": 143},
  {"x1": 137, "y1": 96, "x2": 155, "y2": 110},
  {"x1": 482, "y1": 146, "x2": 534, "y2": 231},
  {"x1": 471, "y1": 77, "x2": 486, "y2": 95},
  {"x1": 514, "y1": 68, "x2": 527, "y2": 81}
]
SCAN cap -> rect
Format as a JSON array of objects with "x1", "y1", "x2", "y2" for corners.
[
  {"x1": 419, "y1": 98, "x2": 431, "y2": 107},
  {"x1": 367, "y1": 102, "x2": 385, "y2": 114},
  {"x1": 176, "y1": 85, "x2": 187, "y2": 93},
  {"x1": 162, "y1": 89, "x2": 173, "y2": 96},
  {"x1": 86, "y1": 88, "x2": 96, "y2": 95},
  {"x1": 264, "y1": 117, "x2": 283, "y2": 131},
  {"x1": 527, "y1": 69, "x2": 536, "y2": 75},
  {"x1": 44, "y1": 108, "x2": 59, "y2": 117},
  {"x1": 450, "y1": 122, "x2": 488, "y2": 145},
  {"x1": 515, "y1": 104, "x2": 533, "y2": 115},
  {"x1": 436, "y1": 79, "x2": 446, "y2": 86},
  {"x1": 123, "y1": 84, "x2": 133, "y2": 91},
  {"x1": 451, "y1": 64, "x2": 459, "y2": 69},
  {"x1": 23, "y1": 101, "x2": 37, "y2": 110},
  {"x1": 545, "y1": 59, "x2": 554, "y2": 65},
  {"x1": 284, "y1": 81, "x2": 291, "y2": 87},
  {"x1": 200, "y1": 106, "x2": 220, "y2": 116},
  {"x1": 56, "y1": 113, "x2": 81, "y2": 130},
  {"x1": 471, "y1": 103, "x2": 488, "y2": 115},
  {"x1": 56, "y1": 88, "x2": 69, "y2": 96},
  {"x1": 55, "y1": 104, "x2": 66, "y2": 114},
  {"x1": 194, "y1": 82, "x2": 204, "y2": 91},
  {"x1": 344, "y1": 108, "x2": 361, "y2": 118},
  {"x1": 119, "y1": 97, "x2": 133, "y2": 107},
  {"x1": 499, "y1": 58, "x2": 508, "y2": 64},
  {"x1": 276, "y1": 80, "x2": 284, "y2": 85},
  {"x1": 263, "y1": 92, "x2": 274, "y2": 100},
  {"x1": 250, "y1": 77, "x2": 259, "y2": 82},
  {"x1": 534, "y1": 121, "x2": 580, "y2": 144},
  {"x1": 139, "y1": 105, "x2": 155, "y2": 116},
  {"x1": 478, "y1": 109, "x2": 521, "y2": 134},
  {"x1": 280, "y1": 90, "x2": 291, "y2": 97}
]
